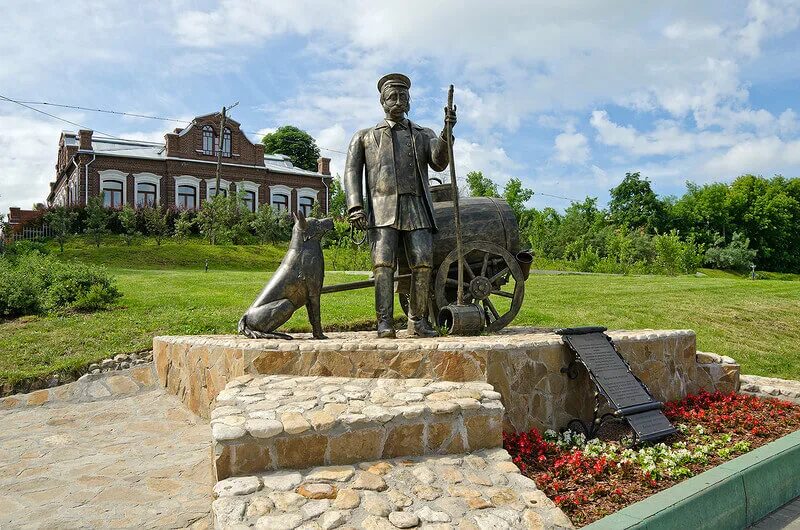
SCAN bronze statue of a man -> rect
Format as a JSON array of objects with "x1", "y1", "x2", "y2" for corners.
[{"x1": 344, "y1": 73, "x2": 456, "y2": 338}]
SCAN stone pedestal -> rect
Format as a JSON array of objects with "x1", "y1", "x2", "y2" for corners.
[{"x1": 154, "y1": 328, "x2": 733, "y2": 434}]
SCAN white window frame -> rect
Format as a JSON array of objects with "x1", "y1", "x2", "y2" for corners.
[
  {"x1": 205, "y1": 178, "x2": 231, "y2": 200},
  {"x1": 236, "y1": 180, "x2": 260, "y2": 211},
  {"x1": 99, "y1": 170, "x2": 128, "y2": 208},
  {"x1": 297, "y1": 187, "x2": 319, "y2": 216},
  {"x1": 133, "y1": 173, "x2": 162, "y2": 208},
  {"x1": 173, "y1": 175, "x2": 201, "y2": 209},
  {"x1": 270, "y1": 184, "x2": 293, "y2": 212}
]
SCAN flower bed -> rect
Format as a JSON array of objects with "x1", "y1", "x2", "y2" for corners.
[{"x1": 504, "y1": 390, "x2": 800, "y2": 527}]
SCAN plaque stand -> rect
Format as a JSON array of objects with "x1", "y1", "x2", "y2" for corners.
[{"x1": 556, "y1": 326, "x2": 677, "y2": 444}]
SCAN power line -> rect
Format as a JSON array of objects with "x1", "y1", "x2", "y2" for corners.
[
  {"x1": 0, "y1": 94, "x2": 129, "y2": 141},
  {"x1": 0, "y1": 96, "x2": 347, "y2": 154}
]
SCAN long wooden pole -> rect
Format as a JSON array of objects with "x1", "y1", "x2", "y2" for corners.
[
  {"x1": 446, "y1": 85, "x2": 464, "y2": 305},
  {"x1": 214, "y1": 106, "x2": 227, "y2": 197}
]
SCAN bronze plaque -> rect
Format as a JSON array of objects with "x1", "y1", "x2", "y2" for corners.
[
  {"x1": 563, "y1": 333, "x2": 652, "y2": 410},
  {"x1": 560, "y1": 330, "x2": 676, "y2": 442}
]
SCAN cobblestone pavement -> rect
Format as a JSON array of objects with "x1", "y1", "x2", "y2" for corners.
[{"x1": 0, "y1": 389, "x2": 212, "y2": 529}]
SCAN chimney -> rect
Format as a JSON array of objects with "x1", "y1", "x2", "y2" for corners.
[
  {"x1": 174, "y1": 128, "x2": 183, "y2": 134},
  {"x1": 254, "y1": 144, "x2": 265, "y2": 166},
  {"x1": 317, "y1": 157, "x2": 331, "y2": 176},
  {"x1": 78, "y1": 129, "x2": 93, "y2": 150},
  {"x1": 165, "y1": 133, "x2": 179, "y2": 157}
]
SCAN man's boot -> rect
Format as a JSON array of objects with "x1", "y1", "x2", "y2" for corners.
[
  {"x1": 408, "y1": 267, "x2": 439, "y2": 337},
  {"x1": 374, "y1": 266, "x2": 396, "y2": 338}
]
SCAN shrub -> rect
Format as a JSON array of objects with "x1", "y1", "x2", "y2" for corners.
[
  {"x1": 0, "y1": 251, "x2": 120, "y2": 318},
  {"x1": 705, "y1": 232, "x2": 757, "y2": 271}
]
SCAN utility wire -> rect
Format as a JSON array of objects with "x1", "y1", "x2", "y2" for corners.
[
  {"x1": 0, "y1": 96, "x2": 346, "y2": 154},
  {"x1": 1, "y1": 95, "x2": 578, "y2": 201},
  {"x1": 0, "y1": 94, "x2": 129, "y2": 141}
]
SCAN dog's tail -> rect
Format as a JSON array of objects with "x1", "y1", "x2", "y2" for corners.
[{"x1": 237, "y1": 314, "x2": 248, "y2": 336}]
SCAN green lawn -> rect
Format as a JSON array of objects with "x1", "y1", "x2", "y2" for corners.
[
  {"x1": 50, "y1": 236, "x2": 371, "y2": 271},
  {"x1": 1, "y1": 269, "x2": 798, "y2": 387}
]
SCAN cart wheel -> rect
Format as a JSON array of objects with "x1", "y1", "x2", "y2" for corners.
[{"x1": 435, "y1": 242, "x2": 525, "y2": 332}]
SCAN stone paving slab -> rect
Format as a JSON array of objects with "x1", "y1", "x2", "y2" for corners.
[
  {"x1": 740, "y1": 374, "x2": 800, "y2": 404},
  {"x1": 0, "y1": 363, "x2": 159, "y2": 410},
  {"x1": 0, "y1": 389, "x2": 212, "y2": 529},
  {"x1": 212, "y1": 448, "x2": 574, "y2": 529},
  {"x1": 212, "y1": 375, "x2": 504, "y2": 480}
]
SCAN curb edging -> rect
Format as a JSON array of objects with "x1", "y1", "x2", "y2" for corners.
[{"x1": 585, "y1": 429, "x2": 800, "y2": 529}]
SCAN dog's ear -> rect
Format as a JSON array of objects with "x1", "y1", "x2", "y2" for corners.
[{"x1": 293, "y1": 210, "x2": 307, "y2": 229}]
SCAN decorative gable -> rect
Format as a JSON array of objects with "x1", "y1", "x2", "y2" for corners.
[{"x1": 164, "y1": 113, "x2": 265, "y2": 166}]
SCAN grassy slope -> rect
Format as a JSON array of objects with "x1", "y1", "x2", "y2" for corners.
[
  {"x1": 1, "y1": 269, "x2": 798, "y2": 386},
  {"x1": 51, "y1": 236, "x2": 371, "y2": 271}
]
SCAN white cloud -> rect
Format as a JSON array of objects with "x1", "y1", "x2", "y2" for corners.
[
  {"x1": 703, "y1": 136, "x2": 800, "y2": 177},
  {"x1": 553, "y1": 132, "x2": 590, "y2": 164},
  {"x1": 590, "y1": 110, "x2": 743, "y2": 156}
]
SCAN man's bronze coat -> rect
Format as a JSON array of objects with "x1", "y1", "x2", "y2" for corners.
[{"x1": 344, "y1": 120, "x2": 449, "y2": 229}]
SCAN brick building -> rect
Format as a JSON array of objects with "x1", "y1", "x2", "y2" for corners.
[{"x1": 47, "y1": 112, "x2": 333, "y2": 216}]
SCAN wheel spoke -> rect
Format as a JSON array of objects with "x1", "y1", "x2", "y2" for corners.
[
  {"x1": 488, "y1": 266, "x2": 509, "y2": 285},
  {"x1": 461, "y1": 259, "x2": 475, "y2": 279},
  {"x1": 445, "y1": 278, "x2": 470, "y2": 289},
  {"x1": 484, "y1": 298, "x2": 500, "y2": 320},
  {"x1": 491, "y1": 290, "x2": 514, "y2": 299},
  {"x1": 480, "y1": 253, "x2": 490, "y2": 277}
]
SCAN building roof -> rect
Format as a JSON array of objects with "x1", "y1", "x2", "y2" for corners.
[{"x1": 60, "y1": 131, "x2": 327, "y2": 178}]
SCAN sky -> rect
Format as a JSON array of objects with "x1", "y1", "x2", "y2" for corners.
[{"x1": 1, "y1": 0, "x2": 799, "y2": 216}]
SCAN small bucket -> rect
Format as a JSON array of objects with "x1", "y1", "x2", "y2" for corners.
[
  {"x1": 438, "y1": 303, "x2": 485, "y2": 336},
  {"x1": 515, "y1": 250, "x2": 534, "y2": 280}
]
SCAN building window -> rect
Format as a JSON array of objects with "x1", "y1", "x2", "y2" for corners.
[
  {"x1": 136, "y1": 182, "x2": 157, "y2": 207},
  {"x1": 272, "y1": 193, "x2": 289, "y2": 212},
  {"x1": 222, "y1": 128, "x2": 232, "y2": 157},
  {"x1": 177, "y1": 185, "x2": 197, "y2": 209},
  {"x1": 102, "y1": 180, "x2": 124, "y2": 208},
  {"x1": 202, "y1": 125, "x2": 214, "y2": 155},
  {"x1": 299, "y1": 196, "x2": 314, "y2": 216},
  {"x1": 207, "y1": 185, "x2": 227, "y2": 198},
  {"x1": 242, "y1": 190, "x2": 257, "y2": 212}
]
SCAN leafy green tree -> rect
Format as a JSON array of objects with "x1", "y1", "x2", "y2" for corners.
[
  {"x1": 143, "y1": 206, "x2": 169, "y2": 246},
  {"x1": 84, "y1": 196, "x2": 109, "y2": 248},
  {"x1": 196, "y1": 195, "x2": 225, "y2": 245},
  {"x1": 328, "y1": 177, "x2": 347, "y2": 220},
  {"x1": 262, "y1": 125, "x2": 321, "y2": 172},
  {"x1": 173, "y1": 210, "x2": 195, "y2": 242},
  {"x1": 117, "y1": 205, "x2": 139, "y2": 245},
  {"x1": 705, "y1": 232, "x2": 757, "y2": 271},
  {"x1": 252, "y1": 204, "x2": 291, "y2": 244},
  {"x1": 609, "y1": 172, "x2": 666, "y2": 233},
  {"x1": 466, "y1": 171, "x2": 499, "y2": 198},
  {"x1": 727, "y1": 174, "x2": 800, "y2": 272},
  {"x1": 502, "y1": 178, "x2": 534, "y2": 223},
  {"x1": 44, "y1": 206, "x2": 78, "y2": 252}
]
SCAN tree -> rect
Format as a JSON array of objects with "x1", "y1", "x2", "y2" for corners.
[
  {"x1": 84, "y1": 196, "x2": 109, "y2": 248},
  {"x1": 262, "y1": 125, "x2": 321, "y2": 172},
  {"x1": 252, "y1": 204, "x2": 291, "y2": 244},
  {"x1": 173, "y1": 210, "x2": 195, "y2": 242},
  {"x1": 705, "y1": 232, "x2": 756, "y2": 271},
  {"x1": 117, "y1": 205, "x2": 138, "y2": 245},
  {"x1": 466, "y1": 171, "x2": 499, "y2": 198},
  {"x1": 608, "y1": 172, "x2": 666, "y2": 233},
  {"x1": 44, "y1": 206, "x2": 78, "y2": 253},
  {"x1": 143, "y1": 206, "x2": 169, "y2": 245},
  {"x1": 502, "y1": 178, "x2": 534, "y2": 223},
  {"x1": 328, "y1": 177, "x2": 347, "y2": 220}
]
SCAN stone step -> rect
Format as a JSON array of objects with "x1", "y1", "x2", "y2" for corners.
[
  {"x1": 211, "y1": 448, "x2": 574, "y2": 530},
  {"x1": 211, "y1": 375, "x2": 505, "y2": 481}
]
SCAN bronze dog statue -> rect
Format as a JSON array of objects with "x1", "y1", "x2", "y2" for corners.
[{"x1": 238, "y1": 211, "x2": 334, "y2": 340}]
